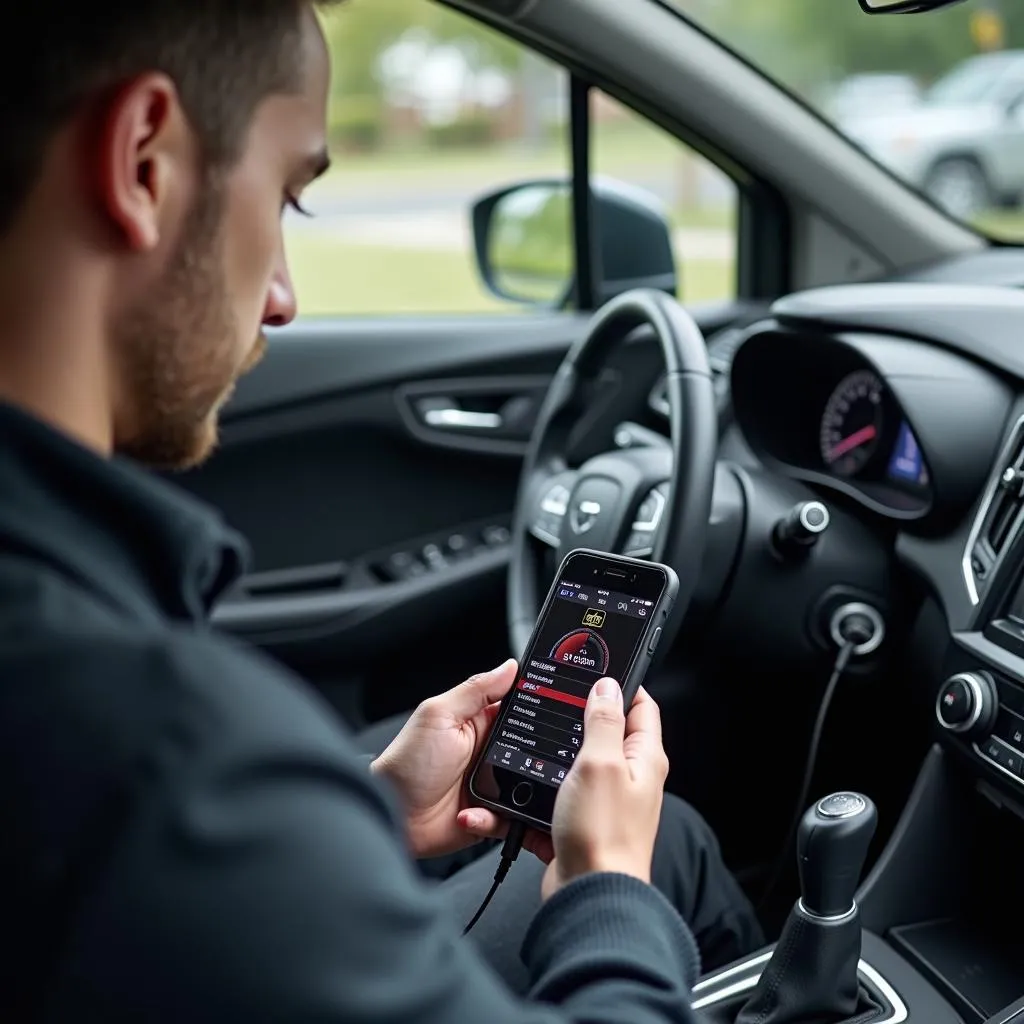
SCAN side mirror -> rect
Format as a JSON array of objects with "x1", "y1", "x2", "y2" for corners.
[
  {"x1": 471, "y1": 177, "x2": 676, "y2": 308},
  {"x1": 857, "y1": 0, "x2": 967, "y2": 12}
]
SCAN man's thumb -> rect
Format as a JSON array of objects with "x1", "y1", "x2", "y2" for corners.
[
  {"x1": 581, "y1": 677, "x2": 625, "y2": 755},
  {"x1": 445, "y1": 658, "x2": 517, "y2": 717}
]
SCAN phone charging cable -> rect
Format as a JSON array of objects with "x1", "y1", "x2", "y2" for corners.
[
  {"x1": 463, "y1": 820, "x2": 528, "y2": 934},
  {"x1": 757, "y1": 603, "x2": 883, "y2": 911}
]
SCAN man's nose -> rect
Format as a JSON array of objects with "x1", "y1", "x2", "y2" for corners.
[{"x1": 263, "y1": 261, "x2": 297, "y2": 328}]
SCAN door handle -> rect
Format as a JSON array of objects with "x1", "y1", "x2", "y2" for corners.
[
  {"x1": 398, "y1": 377, "x2": 552, "y2": 452},
  {"x1": 422, "y1": 407, "x2": 503, "y2": 430}
]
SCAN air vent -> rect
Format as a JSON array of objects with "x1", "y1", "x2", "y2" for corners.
[
  {"x1": 987, "y1": 442, "x2": 1024, "y2": 552},
  {"x1": 964, "y1": 415, "x2": 1024, "y2": 604},
  {"x1": 987, "y1": 460, "x2": 1024, "y2": 554}
]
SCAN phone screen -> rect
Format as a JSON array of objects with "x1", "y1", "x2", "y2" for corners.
[{"x1": 471, "y1": 552, "x2": 670, "y2": 826}]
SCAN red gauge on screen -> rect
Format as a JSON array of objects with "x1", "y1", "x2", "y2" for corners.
[{"x1": 550, "y1": 628, "x2": 610, "y2": 674}]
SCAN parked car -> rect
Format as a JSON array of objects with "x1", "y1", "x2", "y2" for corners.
[
  {"x1": 825, "y1": 72, "x2": 921, "y2": 122},
  {"x1": 839, "y1": 50, "x2": 1024, "y2": 218}
]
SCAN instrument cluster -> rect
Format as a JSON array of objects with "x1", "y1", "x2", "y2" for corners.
[{"x1": 729, "y1": 327, "x2": 941, "y2": 520}]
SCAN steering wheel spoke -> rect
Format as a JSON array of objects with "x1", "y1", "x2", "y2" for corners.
[
  {"x1": 622, "y1": 483, "x2": 669, "y2": 558},
  {"x1": 528, "y1": 470, "x2": 577, "y2": 548}
]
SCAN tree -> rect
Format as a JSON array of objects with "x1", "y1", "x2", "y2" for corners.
[
  {"x1": 320, "y1": 0, "x2": 533, "y2": 147},
  {"x1": 321, "y1": 0, "x2": 523, "y2": 100},
  {"x1": 696, "y1": 0, "x2": 1024, "y2": 98}
]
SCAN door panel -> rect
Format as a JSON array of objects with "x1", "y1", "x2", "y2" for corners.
[{"x1": 175, "y1": 305, "x2": 747, "y2": 724}]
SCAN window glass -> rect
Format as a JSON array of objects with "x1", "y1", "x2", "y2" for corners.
[
  {"x1": 291, "y1": 1, "x2": 569, "y2": 315},
  {"x1": 590, "y1": 91, "x2": 738, "y2": 303},
  {"x1": 679, "y1": 0, "x2": 1024, "y2": 241}
]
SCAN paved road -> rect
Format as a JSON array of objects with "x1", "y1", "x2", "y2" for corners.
[{"x1": 289, "y1": 205, "x2": 734, "y2": 261}]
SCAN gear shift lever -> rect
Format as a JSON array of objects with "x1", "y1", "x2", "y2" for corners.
[
  {"x1": 799, "y1": 792, "x2": 877, "y2": 918},
  {"x1": 736, "y1": 793, "x2": 879, "y2": 1024}
]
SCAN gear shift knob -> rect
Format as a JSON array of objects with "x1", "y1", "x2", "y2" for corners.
[{"x1": 798, "y1": 791, "x2": 878, "y2": 918}]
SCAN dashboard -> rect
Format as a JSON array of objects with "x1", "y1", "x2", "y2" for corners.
[
  {"x1": 695, "y1": 281, "x2": 1024, "y2": 807},
  {"x1": 726, "y1": 316, "x2": 1010, "y2": 530},
  {"x1": 624, "y1": 273, "x2": 1024, "y2": 1022},
  {"x1": 738, "y1": 351, "x2": 932, "y2": 517}
]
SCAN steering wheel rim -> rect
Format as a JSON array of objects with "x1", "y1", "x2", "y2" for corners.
[{"x1": 507, "y1": 288, "x2": 718, "y2": 658}]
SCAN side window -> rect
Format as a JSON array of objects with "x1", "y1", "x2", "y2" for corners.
[
  {"x1": 590, "y1": 92, "x2": 738, "y2": 305},
  {"x1": 292, "y1": 2, "x2": 570, "y2": 316}
]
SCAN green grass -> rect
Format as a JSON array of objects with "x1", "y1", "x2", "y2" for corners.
[
  {"x1": 289, "y1": 235, "x2": 507, "y2": 314},
  {"x1": 286, "y1": 234, "x2": 733, "y2": 316},
  {"x1": 675, "y1": 205, "x2": 734, "y2": 231}
]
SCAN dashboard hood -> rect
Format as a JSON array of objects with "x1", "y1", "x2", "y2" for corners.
[{"x1": 772, "y1": 282, "x2": 1024, "y2": 380}]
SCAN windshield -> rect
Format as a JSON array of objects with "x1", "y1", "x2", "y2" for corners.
[{"x1": 679, "y1": 0, "x2": 1024, "y2": 243}]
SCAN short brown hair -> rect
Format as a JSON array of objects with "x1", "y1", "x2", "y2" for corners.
[{"x1": 0, "y1": 2, "x2": 341, "y2": 233}]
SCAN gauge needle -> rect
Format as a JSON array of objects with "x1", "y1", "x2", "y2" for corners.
[{"x1": 829, "y1": 424, "x2": 876, "y2": 461}]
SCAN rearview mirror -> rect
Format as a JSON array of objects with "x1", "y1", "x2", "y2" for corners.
[
  {"x1": 471, "y1": 178, "x2": 676, "y2": 307},
  {"x1": 857, "y1": 0, "x2": 967, "y2": 11}
]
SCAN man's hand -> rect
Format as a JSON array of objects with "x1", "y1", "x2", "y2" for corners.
[
  {"x1": 461, "y1": 679, "x2": 668, "y2": 898},
  {"x1": 371, "y1": 659, "x2": 519, "y2": 859}
]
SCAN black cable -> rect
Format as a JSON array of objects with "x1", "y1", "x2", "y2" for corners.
[
  {"x1": 757, "y1": 640, "x2": 857, "y2": 912},
  {"x1": 463, "y1": 820, "x2": 528, "y2": 935}
]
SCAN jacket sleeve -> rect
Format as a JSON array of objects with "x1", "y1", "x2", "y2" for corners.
[{"x1": 43, "y1": 634, "x2": 704, "y2": 1024}]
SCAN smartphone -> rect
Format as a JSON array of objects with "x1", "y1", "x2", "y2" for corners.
[{"x1": 468, "y1": 548, "x2": 678, "y2": 831}]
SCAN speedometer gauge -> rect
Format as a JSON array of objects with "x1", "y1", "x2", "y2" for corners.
[{"x1": 819, "y1": 370, "x2": 885, "y2": 478}]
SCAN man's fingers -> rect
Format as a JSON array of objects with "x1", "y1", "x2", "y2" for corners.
[
  {"x1": 437, "y1": 659, "x2": 517, "y2": 719},
  {"x1": 622, "y1": 687, "x2": 669, "y2": 781},
  {"x1": 522, "y1": 830, "x2": 555, "y2": 864},
  {"x1": 457, "y1": 810, "x2": 554, "y2": 863},
  {"x1": 579, "y1": 677, "x2": 626, "y2": 758},
  {"x1": 458, "y1": 808, "x2": 508, "y2": 841},
  {"x1": 623, "y1": 686, "x2": 662, "y2": 743}
]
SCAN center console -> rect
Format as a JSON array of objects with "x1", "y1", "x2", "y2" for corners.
[
  {"x1": 692, "y1": 931, "x2": 950, "y2": 1023},
  {"x1": 844, "y1": 412, "x2": 1024, "y2": 1024}
]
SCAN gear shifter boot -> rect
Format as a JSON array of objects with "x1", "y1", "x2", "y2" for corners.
[
  {"x1": 734, "y1": 903, "x2": 884, "y2": 1024},
  {"x1": 736, "y1": 792, "x2": 881, "y2": 1024}
]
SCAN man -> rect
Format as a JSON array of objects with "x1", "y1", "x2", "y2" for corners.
[{"x1": 0, "y1": 2, "x2": 761, "y2": 1019}]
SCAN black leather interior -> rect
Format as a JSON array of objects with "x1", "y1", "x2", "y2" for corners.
[{"x1": 734, "y1": 907, "x2": 885, "y2": 1024}]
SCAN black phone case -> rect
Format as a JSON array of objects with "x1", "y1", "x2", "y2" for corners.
[{"x1": 467, "y1": 548, "x2": 679, "y2": 832}]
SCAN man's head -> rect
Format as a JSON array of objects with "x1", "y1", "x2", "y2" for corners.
[{"x1": 0, "y1": 3, "x2": 337, "y2": 468}]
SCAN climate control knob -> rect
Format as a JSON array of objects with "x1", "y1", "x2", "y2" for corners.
[{"x1": 936, "y1": 671, "x2": 998, "y2": 738}]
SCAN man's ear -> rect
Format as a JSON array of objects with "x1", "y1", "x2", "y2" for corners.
[{"x1": 93, "y1": 73, "x2": 186, "y2": 252}]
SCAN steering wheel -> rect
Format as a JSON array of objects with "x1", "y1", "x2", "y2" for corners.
[{"x1": 508, "y1": 288, "x2": 718, "y2": 657}]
